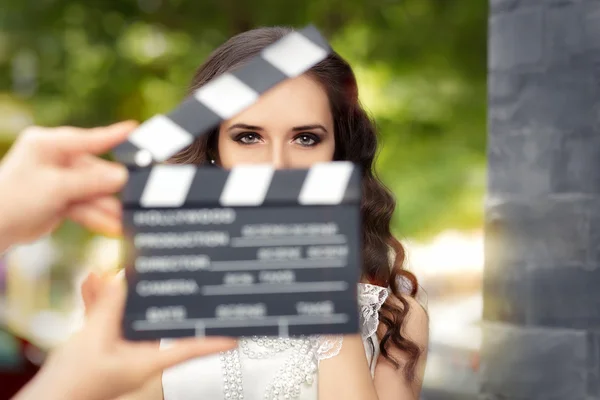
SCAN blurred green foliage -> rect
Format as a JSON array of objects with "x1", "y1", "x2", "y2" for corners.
[{"x1": 0, "y1": 0, "x2": 486, "y2": 240}]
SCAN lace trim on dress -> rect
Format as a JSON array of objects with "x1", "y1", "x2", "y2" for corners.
[
  {"x1": 311, "y1": 280, "x2": 429, "y2": 363},
  {"x1": 358, "y1": 283, "x2": 389, "y2": 342},
  {"x1": 311, "y1": 335, "x2": 344, "y2": 364},
  {"x1": 311, "y1": 283, "x2": 389, "y2": 364}
]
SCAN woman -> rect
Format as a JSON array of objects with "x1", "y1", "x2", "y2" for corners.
[{"x1": 84, "y1": 26, "x2": 429, "y2": 400}]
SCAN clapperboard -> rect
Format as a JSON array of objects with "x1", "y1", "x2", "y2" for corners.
[{"x1": 114, "y1": 25, "x2": 362, "y2": 340}]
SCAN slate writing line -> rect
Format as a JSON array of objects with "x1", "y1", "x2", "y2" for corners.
[
  {"x1": 201, "y1": 281, "x2": 349, "y2": 295},
  {"x1": 132, "y1": 233, "x2": 347, "y2": 248},
  {"x1": 132, "y1": 313, "x2": 350, "y2": 331},
  {"x1": 134, "y1": 280, "x2": 349, "y2": 297},
  {"x1": 134, "y1": 256, "x2": 347, "y2": 273},
  {"x1": 209, "y1": 258, "x2": 346, "y2": 271},
  {"x1": 230, "y1": 234, "x2": 347, "y2": 247}
]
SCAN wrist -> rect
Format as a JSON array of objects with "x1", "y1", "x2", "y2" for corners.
[
  {"x1": 16, "y1": 353, "x2": 103, "y2": 400},
  {"x1": 12, "y1": 370, "x2": 75, "y2": 400},
  {"x1": 0, "y1": 217, "x2": 15, "y2": 254}
]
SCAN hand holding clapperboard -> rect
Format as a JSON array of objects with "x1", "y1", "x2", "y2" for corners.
[{"x1": 112, "y1": 26, "x2": 362, "y2": 340}]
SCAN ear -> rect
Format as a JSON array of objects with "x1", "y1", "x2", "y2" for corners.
[{"x1": 81, "y1": 272, "x2": 101, "y2": 315}]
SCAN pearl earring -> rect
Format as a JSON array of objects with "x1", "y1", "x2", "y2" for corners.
[{"x1": 210, "y1": 159, "x2": 215, "y2": 165}]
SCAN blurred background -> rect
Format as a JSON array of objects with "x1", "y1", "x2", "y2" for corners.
[{"x1": 0, "y1": 1, "x2": 487, "y2": 399}]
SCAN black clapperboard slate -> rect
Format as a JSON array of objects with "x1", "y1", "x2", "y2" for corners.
[
  {"x1": 113, "y1": 25, "x2": 362, "y2": 340},
  {"x1": 120, "y1": 163, "x2": 361, "y2": 339}
]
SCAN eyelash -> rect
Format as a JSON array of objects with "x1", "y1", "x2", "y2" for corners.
[
  {"x1": 233, "y1": 132, "x2": 262, "y2": 145},
  {"x1": 233, "y1": 132, "x2": 322, "y2": 147}
]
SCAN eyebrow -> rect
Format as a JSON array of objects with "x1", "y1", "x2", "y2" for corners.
[
  {"x1": 292, "y1": 124, "x2": 328, "y2": 133},
  {"x1": 227, "y1": 123, "x2": 263, "y2": 131},
  {"x1": 227, "y1": 123, "x2": 329, "y2": 133}
]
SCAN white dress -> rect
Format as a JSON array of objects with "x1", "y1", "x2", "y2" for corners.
[{"x1": 160, "y1": 283, "x2": 390, "y2": 400}]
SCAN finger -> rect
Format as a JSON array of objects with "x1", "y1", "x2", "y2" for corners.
[
  {"x1": 134, "y1": 337, "x2": 237, "y2": 373},
  {"x1": 67, "y1": 203, "x2": 123, "y2": 236},
  {"x1": 86, "y1": 277, "x2": 127, "y2": 341},
  {"x1": 81, "y1": 272, "x2": 101, "y2": 315},
  {"x1": 101, "y1": 269, "x2": 125, "y2": 280},
  {"x1": 65, "y1": 174, "x2": 123, "y2": 216},
  {"x1": 67, "y1": 196, "x2": 123, "y2": 235},
  {"x1": 68, "y1": 197, "x2": 122, "y2": 224},
  {"x1": 53, "y1": 121, "x2": 139, "y2": 156},
  {"x1": 85, "y1": 196, "x2": 122, "y2": 218},
  {"x1": 62, "y1": 157, "x2": 128, "y2": 201}
]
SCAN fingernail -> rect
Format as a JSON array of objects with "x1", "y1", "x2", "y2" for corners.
[
  {"x1": 101, "y1": 275, "x2": 120, "y2": 294},
  {"x1": 99, "y1": 219, "x2": 123, "y2": 238},
  {"x1": 110, "y1": 165, "x2": 128, "y2": 184},
  {"x1": 110, "y1": 120, "x2": 138, "y2": 130}
]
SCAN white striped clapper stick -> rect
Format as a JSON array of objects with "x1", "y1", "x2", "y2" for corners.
[
  {"x1": 121, "y1": 162, "x2": 360, "y2": 209},
  {"x1": 113, "y1": 25, "x2": 331, "y2": 167}
]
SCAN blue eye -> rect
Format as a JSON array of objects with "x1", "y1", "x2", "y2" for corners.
[
  {"x1": 294, "y1": 133, "x2": 321, "y2": 147},
  {"x1": 234, "y1": 132, "x2": 262, "y2": 145}
]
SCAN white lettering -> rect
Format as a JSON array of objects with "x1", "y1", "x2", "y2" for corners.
[
  {"x1": 136, "y1": 279, "x2": 200, "y2": 296},
  {"x1": 135, "y1": 255, "x2": 210, "y2": 273},
  {"x1": 296, "y1": 301, "x2": 334, "y2": 315},
  {"x1": 241, "y1": 223, "x2": 338, "y2": 237},
  {"x1": 306, "y1": 245, "x2": 348, "y2": 259},
  {"x1": 257, "y1": 247, "x2": 301, "y2": 260},
  {"x1": 146, "y1": 306, "x2": 187, "y2": 322},
  {"x1": 215, "y1": 303, "x2": 267, "y2": 319},
  {"x1": 259, "y1": 270, "x2": 295, "y2": 284},
  {"x1": 134, "y1": 231, "x2": 229, "y2": 248},
  {"x1": 133, "y1": 209, "x2": 236, "y2": 226},
  {"x1": 223, "y1": 273, "x2": 254, "y2": 285}
]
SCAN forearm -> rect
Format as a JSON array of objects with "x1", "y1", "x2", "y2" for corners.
[
  {"x1": 11, "y1": 368, "x2": 88, "y2": 400},
  {"x1": 317, "y1": 334, "x2": 379, "y2": 400},
  {"x1": 0, "y1": 219, "x2": 15, "y2": 254}
]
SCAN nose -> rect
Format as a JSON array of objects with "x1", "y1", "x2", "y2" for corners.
[{"x1": 269, "y1": 144, "x2": 290, "y2": 170}]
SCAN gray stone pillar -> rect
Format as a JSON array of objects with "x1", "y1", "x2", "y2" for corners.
[{"x1": 483, "y1": 1, "x2": 600, "y2": 399}]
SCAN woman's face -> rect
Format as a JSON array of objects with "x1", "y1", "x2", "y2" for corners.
[{"x1": 216, "y1": 74, "x2": 335, "y2": 169}]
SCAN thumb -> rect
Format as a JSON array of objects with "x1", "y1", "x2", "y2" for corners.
[
  {"x1": 86, "y1": 275, "x2": 127, "y2": 340},
  {"x1": 81, "y1": 272, "x2": 101, "y2": 315},
  {"x1": 62, "y1": 157, "x2": 128, "y2": 201}
]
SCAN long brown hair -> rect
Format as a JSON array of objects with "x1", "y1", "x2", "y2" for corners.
[{"x1": 170, "y1": 26, "x2": 422, "y2": 382}]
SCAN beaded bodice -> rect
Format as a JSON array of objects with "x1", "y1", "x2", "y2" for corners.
[{"x1": 161, "y1": 283, "x2": 390, "y2": 400}]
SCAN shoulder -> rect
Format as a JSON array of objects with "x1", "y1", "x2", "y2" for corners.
[
  {"x1": 401, "y1": 295, "x2": 429, "y2": 354},
  {"x1": 373, "y1": 294, "x2": 429, "y2": 397}
]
